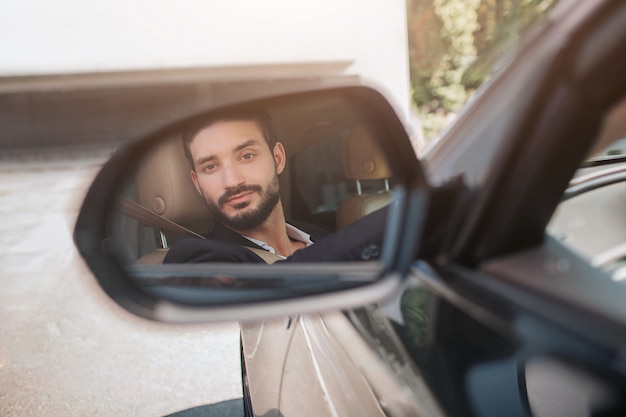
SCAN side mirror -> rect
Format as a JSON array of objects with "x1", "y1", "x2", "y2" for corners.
[{"x1": 74, "y1": 87, "x2": 429, "y2": 323}]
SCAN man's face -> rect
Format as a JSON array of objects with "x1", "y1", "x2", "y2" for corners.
[{"x1": 189, "y1": 120, "x2": 286, "y2": 231}]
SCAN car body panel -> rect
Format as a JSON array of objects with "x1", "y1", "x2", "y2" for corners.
[
  {"x1": 240, "y1": 318, "x2": 295, "y2": 415},
  {"x1": 242, "y1": 311, "x2": 441, "y2": 417}
]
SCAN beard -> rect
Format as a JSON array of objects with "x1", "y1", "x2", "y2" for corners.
[{"x1": 205, "y1": 173, "x2": 280, "y2": 231}]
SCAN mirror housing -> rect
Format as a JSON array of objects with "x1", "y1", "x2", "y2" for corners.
[{"x1": 74, "y1": 86, "x2": 429, "y2": 323}]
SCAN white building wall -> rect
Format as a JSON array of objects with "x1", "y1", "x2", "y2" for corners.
[{"x1": 0, "y1": 0, "x2": 412, "y2": 120}]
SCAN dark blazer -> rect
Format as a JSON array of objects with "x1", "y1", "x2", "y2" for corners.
[{"x1": 163, "y1": 207, "x2": 388, "y2": 264}]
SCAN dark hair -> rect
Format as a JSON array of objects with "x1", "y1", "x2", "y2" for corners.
[{"x1": 182, "y1": 106, "x2": 277, "y2": 168}]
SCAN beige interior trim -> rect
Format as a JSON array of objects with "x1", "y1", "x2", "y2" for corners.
[{"x1": 246, "y1": 248, "x2": 282, "y2": 264}]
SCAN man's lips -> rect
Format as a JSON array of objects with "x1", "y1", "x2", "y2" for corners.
[
  {"x1": 224, "y1": 191, "x2": 254, "y2": 206},
  {"x1": 219, "y1": 185, "x2": 262, "y2": 207}
]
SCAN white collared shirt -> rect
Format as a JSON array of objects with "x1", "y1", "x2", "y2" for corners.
[{"x1": 242, "y1": 224, "x2": 314, "y2": 259}]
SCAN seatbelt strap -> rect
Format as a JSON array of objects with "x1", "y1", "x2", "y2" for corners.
[
  {"x1": 116, "y1": 196, "x2": 281, "y2": 264},
  {"x1": 117, "y1": 196, "x2": 206, "y2": 239}
]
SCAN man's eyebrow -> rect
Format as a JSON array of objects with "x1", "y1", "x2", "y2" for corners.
[
  {"x1": 234, "y1": 139, "x2": 262, "y2": 153},
  {"x1": 194, "y1": 154, "x2": 216, "y2": 167}
]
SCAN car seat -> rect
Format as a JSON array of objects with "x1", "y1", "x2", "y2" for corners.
[{"x1": 134, "y1": 134, "x2": 212, "y2": 263}]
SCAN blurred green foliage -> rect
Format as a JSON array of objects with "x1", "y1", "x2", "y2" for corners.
[{"x1": 407, "y1": 0, "x2": 556, "y2": 141}]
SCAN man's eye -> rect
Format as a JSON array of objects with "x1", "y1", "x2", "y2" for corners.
[
  {"x1": 203, "y1": 163, "x2": 217, "y2": 172},
  {"x1": 241, "y1": 152, "x2": 255, "y2": 160}
]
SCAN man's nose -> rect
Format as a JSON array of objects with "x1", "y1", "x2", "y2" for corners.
[{"x1": 222, "y1": 163, "x2": 244, "y2": 188}]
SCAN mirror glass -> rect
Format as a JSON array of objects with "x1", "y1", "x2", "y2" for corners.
[{"x1": 89, "y1": 89, "x2": 416, "y2": 309}]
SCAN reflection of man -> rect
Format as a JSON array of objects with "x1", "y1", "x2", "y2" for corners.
[{"x1": 164, "y1": 107, "x2": 387, "y2": 264}]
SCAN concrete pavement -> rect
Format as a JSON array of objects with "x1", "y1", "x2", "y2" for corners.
[{"x1": 0, "y1": 151, "x2": 243, "y2": 417}]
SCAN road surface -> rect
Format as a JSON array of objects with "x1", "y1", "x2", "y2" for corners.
[{"x1": 0, "y1": 149, "x2": 243, "y2": 417}]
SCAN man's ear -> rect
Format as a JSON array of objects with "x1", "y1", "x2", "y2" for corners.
[
  {"x1": 273, "y1": 142, "x2": 286, "y2": 174},
  {"x1": 190, "y1": 170, "x2": 203, "y2": 196}
]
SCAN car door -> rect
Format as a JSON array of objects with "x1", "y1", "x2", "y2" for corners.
[
  {"x1": 71, "y1": 2, "x2": 626, "y2": 417},
  {"x1": 279, "y1": 314, "x2": 391, "y2": 417},
  {"x1": 381, "y1": 1, "x2": 626, "y2": 415},
  {"x1": 240, "y1": 317, "x2": 296, "y2": 416}
]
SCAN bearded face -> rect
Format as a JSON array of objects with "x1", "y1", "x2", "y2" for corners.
[
  {"x1": 204, "y1": 171, "x2": 280, "y2": 231},
  {"x1": 188, "y1": 120, "x2": 286, "y2": 233}
]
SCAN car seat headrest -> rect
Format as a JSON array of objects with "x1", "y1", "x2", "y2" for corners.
[
  {"x1": 136, "y1": 135, "x2": 213, "y2": 236},
  {"x1": 342, "y1": 125, "x2": 392, "y2": 180},
  {"x1": 336, "y1": 125, "x2": 392, "y2": 228}
]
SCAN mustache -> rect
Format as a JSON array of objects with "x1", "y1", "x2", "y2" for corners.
[{"x1": 218, "y1": 184, "x2": 262, "y2": 206}]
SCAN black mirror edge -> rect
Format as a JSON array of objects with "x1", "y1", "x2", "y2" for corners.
[
  {"x1": 73, "y1": 85, "x2": 430, "y2": 323},
  {"x1": 148, "y1": 272, "x2": 406, "y2": 324}
]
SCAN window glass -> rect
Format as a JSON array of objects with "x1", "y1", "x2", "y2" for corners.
[
  {"x1": 548, "y1": 99, "x2": 626, "y2": 282},
  {"x1": 291, "y1": 131, "x2": 356, "y2": 217}
]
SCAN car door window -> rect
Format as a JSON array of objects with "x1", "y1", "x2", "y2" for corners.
[
  {"x1": 548, "y1": 97, "x2": 626, "y2": 282},
  {"x1": 290, "y1": 131, "x2": 356, "y2": 228}
]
